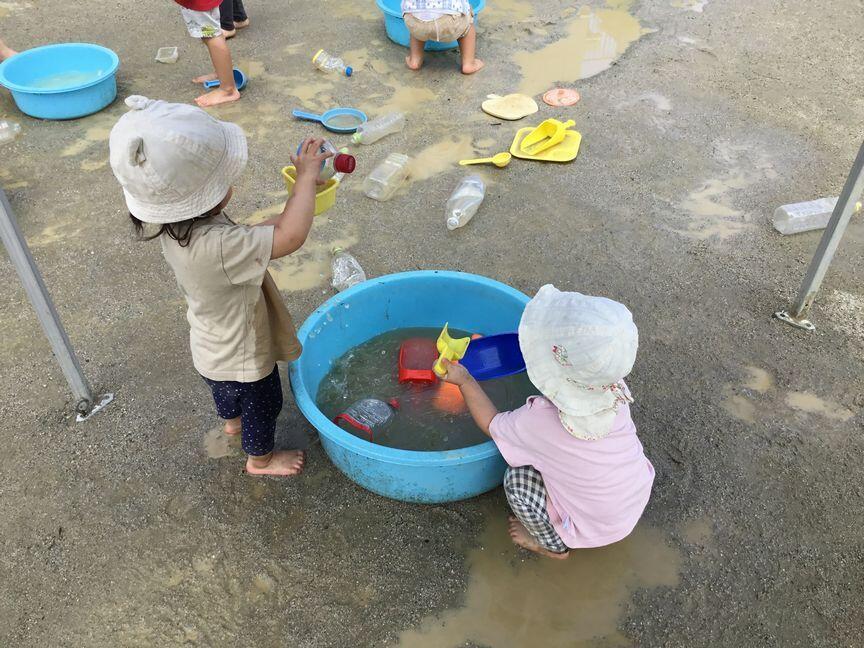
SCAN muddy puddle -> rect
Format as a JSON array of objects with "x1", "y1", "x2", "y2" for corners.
[
  {"x1": 396, "y1": 507, "x2": 680, "y2": 647},
  {"x1": 514, "y1": 2, "x2": 648, "y2": 96},
  {"x1": 784, "y1": 392, "x2": 854, "y2": 422},
  {"x1": 203, "y1": 426, "x2": 241, "y2": 459}
]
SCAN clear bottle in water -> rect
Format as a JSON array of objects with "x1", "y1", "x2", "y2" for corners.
[
  {"x1": 312, "y1": 49, "x2": 353, "y2": 77},
  {"x1": 335, "y1": 398, "x2": 399, "y2": 439},
  {"x1": 363, "y1": 153, "x2": 411, "y2": 202},
  {"x1": 0, "y1": 120, "x2": 21, "y2": 145},
  {"x1": 351, "y1": 112, "x2": 406, "y2": 145},
  {"x1": 445, "y1": 174, "x2": 486, "y2": 231},
  {"x1": 772, "y1": 197, "x2": 862, "y2": 235},
  {"x1": 331, "y1": 247, "x2": 367, "y2": 292}
]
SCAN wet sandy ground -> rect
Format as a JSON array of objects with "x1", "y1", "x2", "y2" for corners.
[{"x1": 2, "y1": 0, "x2": 864, "y2": 646}]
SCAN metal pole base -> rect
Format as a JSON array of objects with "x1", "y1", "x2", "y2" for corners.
[
  {"x1": 76, "y1": 392, "x2": 115, "y2": 423},
  {"x1": 774, "y1": 310, "x2": 815, "y2": 331}
]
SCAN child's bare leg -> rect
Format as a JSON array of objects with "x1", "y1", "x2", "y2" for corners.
[
  {"x1": 195, "y1": 35, "x2": 240, "y2": 107},
  {"x1": 406, "y1": 36, "x2": 425, "y2": 71},
  {"x1": 508, "y1": 516, "x2": 570, "y2": 560},
  {"x1": 0, "y1": 38, "x2": 17, "y2": 61},
  {"x1": 224, "y1": 416, "x2": 241, "y2": 436},
  {"x1": 245, "y1": 450, "x2": 305, "y2": 477},
  {"x1": 458, "y1": 25, "x2": 484, "y2": 75}
]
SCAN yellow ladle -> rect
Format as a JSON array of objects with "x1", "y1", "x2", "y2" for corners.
[{"x1": 458, "y1": 152, "x2": 512, "y2": 168}]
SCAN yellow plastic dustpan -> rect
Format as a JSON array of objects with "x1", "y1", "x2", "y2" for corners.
[
  {"x1": 519, "y1": 119, "x2": 575, "y2": 156},
  {"x1": 510, "y1": 127, "x2": 582, "y2": 163},
  {"x1": 433, "y1": 323, "x2": 471, "y2": 376}
]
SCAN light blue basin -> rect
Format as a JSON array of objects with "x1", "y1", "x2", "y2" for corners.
[
  {"x1": 0, "y1": 43, "x2": 119, "y2": 120},
  {"x1": 290, "y1": 271, "x2": 529, "y2": 503},
  {"x1": 376, "y1": 0, "x2": 486, "y2": 51}
]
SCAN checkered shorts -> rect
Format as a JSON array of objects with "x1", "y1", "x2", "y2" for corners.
[{"x1": 503, "y1": 465, "x2": 569, "y2": 554}]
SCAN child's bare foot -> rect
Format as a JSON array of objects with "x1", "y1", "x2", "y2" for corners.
[
  {"x1": 405, "y1": 54, "x2": 423, "y2": 71},
  {"x1": 235, "y1": 18, "x2": 250, "y2": 29},
  {"x1": 224, "y1": 419, "x2": 241, "y2": 436},
  {"x1": 507, "y1": 516, "x2": 569, "y2": 560},
  {"x1": 223, "y1": 28, "x2": 237, "y2": 39},
  {"x1": 0, "y1": 46, "x2": 17, "y2": 61},
  {"x1": 195, "y1": 87, "x2": 241, "y2": 107},
  {"x1": 461, "y1": 58, "x2": 485, "y2": 75},
  {"x1": 245, "y1": 450, "x2": 305, "y2": 477},
  {"x1": 192, "y1": 72, "x2": 218, "y2": 84}
]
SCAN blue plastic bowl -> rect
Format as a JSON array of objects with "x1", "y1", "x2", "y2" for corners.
[
  {"x1": 0, "y1": 43, "x2": 119, "y2": 120},
  {"x1": 290, "y1": 271, "x2": 529, "y2": 503},
  {"x1": 376, "y1": 0, "x2": 486, "y2": 51}
]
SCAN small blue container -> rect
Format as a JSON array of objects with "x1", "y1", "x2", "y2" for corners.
[
  {"x1": 290, "y1": 271, "x2": 530, "y2": 504},
  {"x1": 376, "y1": 0, "x2": 486, "y2": 51},
  {"x1": 0, "y1": 43, "x2": 119, "y2": 120}
]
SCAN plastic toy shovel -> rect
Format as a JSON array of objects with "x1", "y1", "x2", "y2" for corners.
[
  {"x1": 460, "y1": 333, "x2": 526, "y2": 381},
  {"x1": 292, "y1": 107, "x2": 368, "y2": 134},
  {"x1": 433, "y1": 324, "x2": 471, "y2": 377},
  {"x1": 520, "y1": 119, "x2": 575, "y2": 156}
]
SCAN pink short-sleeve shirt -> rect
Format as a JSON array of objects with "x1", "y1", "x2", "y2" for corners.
[{"x1": 490, "y1": 395, "x2": 655, "y2": 549}]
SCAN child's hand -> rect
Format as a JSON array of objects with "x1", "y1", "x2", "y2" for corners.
[
  {"x1": 437, "y1": 359, "x2": 472, "y2": 386},
  {"x1": 290, "y1": 138, "x2": 332, "y2": 183}
]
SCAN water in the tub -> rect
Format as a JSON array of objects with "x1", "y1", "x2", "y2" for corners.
[
  {"x1": 30, "y1": 70, "x2": 105, "y2": 89},
  {"x1": 316, "y1": 328, "x2": 537, "y2": 451}
]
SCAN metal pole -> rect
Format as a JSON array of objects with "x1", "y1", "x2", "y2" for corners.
[
  {"x1": 0, "y1": 187, "x2": 95, "y2": 414},
  {"x1": 775, "y1": 140, "x2": 864, "y2": 331}
]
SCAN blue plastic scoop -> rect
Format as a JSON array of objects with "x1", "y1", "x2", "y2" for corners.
[
  {"x1": 203, "y1": 67, "x2": 247, "y2": 90},
  {"x1": 460, "y1": 333, "x2": 526, "y2": 381},
  {"x1": 292, "y1": 107, "x2": 368, "y2": 134}
]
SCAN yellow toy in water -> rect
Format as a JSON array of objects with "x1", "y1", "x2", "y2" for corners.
[{"x1": 433, "y1": 323, "x2": 471, "y2": 377}]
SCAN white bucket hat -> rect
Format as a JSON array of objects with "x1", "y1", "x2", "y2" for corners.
[
  {"x1": 109, "y1": 95, "x2": 247, "y2": 224},
  {"x1": 518, "y1": 285, "x2": 639, "y2": 440}
]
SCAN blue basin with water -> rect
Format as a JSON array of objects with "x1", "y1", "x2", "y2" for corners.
[
  {"x1": 290, "y1": 271, "x2": 529, "y2": 503},
  {"x1": 0, "y1": 43, "x2": 119, "y2": 120},
  {"x1": 376, "y1": 0, "x2": 486, "y2": 51}
]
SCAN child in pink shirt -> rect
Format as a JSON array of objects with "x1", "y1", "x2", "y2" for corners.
[{"x1": 439, "y1": 285, "x2": 654, "y2": 559}]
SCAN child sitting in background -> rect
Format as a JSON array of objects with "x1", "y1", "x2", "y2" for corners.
[
  {"x1": 109, "y1": 95, "x2": 331, "y2": 476},
  {"x1": 174, "y1": 0, "x2": 240, "y2": 107},
  {"x1": 439, "y1": 285, "x2": 654, "y2": 558},
  {"x1": 401, "y1": 0, "x2": 484, "y2": 74}
]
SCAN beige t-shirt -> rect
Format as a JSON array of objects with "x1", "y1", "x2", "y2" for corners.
[{"x1": 161, "y1": 213, "x2": 280, "y2": 382}]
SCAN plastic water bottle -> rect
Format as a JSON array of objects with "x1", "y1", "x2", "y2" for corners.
[
  {"x1": 363, "y1": 153, "x2": 411, "y2": 202},
  {"x1": 772, "y1": 197, "x2": 862, "y2": 235},
  {"x1": 297, "y1": 140, "x2": 355, "y2": 183},
  {"x1": 335, "y1": 398, "x2": 399, "y2": 439},
  {"x1": 352, "y1": 113, "x2": 406, "y2": 145},
  {"x1": 312, "y1": 49, "x2": 353, "y2": 77},
  {"x1": 331, "y1": 248, "x2": 367, "y2": 292},
  {"x1": 446, "y1": 174, "x2": 486, "y2": 231},
  {"x1": 0, "y1": 120, "x2": 21, "y2": 145}
]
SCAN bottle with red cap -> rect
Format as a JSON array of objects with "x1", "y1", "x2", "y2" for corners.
[{"x1": 297, "y1": 140, "x2": 356, "y2": 183}]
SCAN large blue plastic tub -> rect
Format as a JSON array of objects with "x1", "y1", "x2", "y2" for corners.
[
  {"x1": 0, "y1": 43, "x2": 119, "y2": 120},
  {"x1": 376, "y1": 0, "x2": 486, "y2": 51},
  {"x1": 290, "y1": 271, "x2": 529, "y2": 503}
]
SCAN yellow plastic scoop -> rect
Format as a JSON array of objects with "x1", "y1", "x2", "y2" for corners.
[
  {"x1": 458, "y1": 152, "x2": 512, "y2": 168},
  {"x1": 519, "y1": 119, "x2": 576, "y2": 156},
  {"x1": 433, "y1": 323, "x2": 471, "y2": 376}
]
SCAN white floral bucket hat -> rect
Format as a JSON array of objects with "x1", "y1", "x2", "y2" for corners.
[
  {"x1": 518, "y1": 285, "x2": 639, "y2": 440},
  {"x1": 109, "y1": 95, "x2": 247, "y2": 224}
]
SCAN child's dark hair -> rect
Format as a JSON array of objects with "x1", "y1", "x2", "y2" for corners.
[{"x1": 129, "y1": 204, "x2": 223, "y2": 247}]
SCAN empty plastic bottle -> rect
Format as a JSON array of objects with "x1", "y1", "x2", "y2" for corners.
[
  {"x1": 363, "y1": 153, "x2": 411, "y2": 202},
  {"x1": 312, "y1": 49, "x2": 353, "y2": 77},
  {"x1": 445, "y1": 174, "x2": 486, "y2": 231},
  {"x1": 298, "y1": 140, "x2": 355, "y2": 183},
  {"x1": 331, "y1": 247, "x2": 367, "y2": 292},
  {"x1": 0, "y1": 120, "x2": 21, "y2": 145},
  {"x1": 351, "y1": 112, "x2": 406, "y2": 145},
  {"x1": 772, "y1": 197, "x2": 862, "y2": 235}
]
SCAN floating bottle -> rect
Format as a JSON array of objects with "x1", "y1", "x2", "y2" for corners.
[
  {"x1": 363, "y1": 153, "x2": 411, "y2": 202},
  {"x1": 352, "y1": 112, "x2": 406, "y2": 145},
  {"x1": 298, "y1": 140, "x2": 355, "y2": 183},
  {"x1": 331, "y1": 248, "x2": 367, "y2": 292},
  {"x1": 772, "y1": 197, "x2": 862, "y2": 235},
  {"x1": 312, "y1": 49, "x2": 353, "y2": 77},
  {"x1": 445, "y1": 174, "x2": 486, "y2": 231},
  {"x1": 0, "y1": 120, "x2": 21, "y2": 145},
  {"x1": 334, "y1": 398, "x2": 399, "y2": 440}
]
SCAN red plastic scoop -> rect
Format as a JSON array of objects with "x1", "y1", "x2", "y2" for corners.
[{"x1": 398, "y1": 338, "x2": 439, "y2": 383}]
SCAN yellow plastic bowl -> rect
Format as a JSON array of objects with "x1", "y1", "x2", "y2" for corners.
[{"x1": 281, "y1": 166, "x2": 340, "y2": 216}]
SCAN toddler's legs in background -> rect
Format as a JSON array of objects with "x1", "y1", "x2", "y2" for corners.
[
  {"x1": 406, "y1": 35, "x2": 426, "y2": 71},
  {"x1": 458, "y1": 24, "x2": 484, "y2": 74},
  {"x1": 220, "y1": 0, "x2": 249, "y2": 36},
  {"x1": 503, "y1": 466, "x2": 570, "y2": 559}
]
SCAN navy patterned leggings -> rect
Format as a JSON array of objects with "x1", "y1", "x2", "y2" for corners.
[{"x1": 202, "y1": 365, "x2": 282, "y2": 456}]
